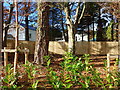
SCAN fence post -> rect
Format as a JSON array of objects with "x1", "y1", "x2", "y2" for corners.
[
  {"x1": 118, "y1": 60, "x2": 120, "y2": 72},
  {"x1": 118, "y1": 10, "x2": 120, "y2": 71},
  {"x1": 4, "y1": 47, "x2": 8, "y2": 67},
  {"x1": 14, "y1": 1, "x2": 18, "y2": 75},
  {"x1": 14, "y1": 49, "x2": 18, "y2": 74},
  {"x1": 107, "y1": 54, "x2": 110, "y2": 72},
  {"x1": 25, "y1": 48, "x2": 29, "y2": 64}
]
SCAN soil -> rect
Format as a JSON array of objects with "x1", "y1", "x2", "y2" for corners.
[{"x1": 0, "y1": 53, "x2": 118, "y2": 88}]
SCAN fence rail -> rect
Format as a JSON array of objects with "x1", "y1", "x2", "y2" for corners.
[{"x1": 6, "y1": 40, "x2": 118, "y2": 55}]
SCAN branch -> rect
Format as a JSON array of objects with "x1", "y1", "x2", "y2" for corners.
[
  {"x1": 74, "y1": 2, "x2": 81, "y2": 25},
  {"x1": 64, "y1": 4, "x2": 73, "y2": 26},
  {"x1": 6, "y1": 4, "x2": 14, "y2": 24},
  {"x1": 78, "y1": 2, "x2": 86, "y2": 24}
]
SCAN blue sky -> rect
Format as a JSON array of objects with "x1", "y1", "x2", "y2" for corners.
[
  {"x1": 3, "y1": 1, "x2": 115, "y2": 31},
  {"x1": 4, "y1": 1, "x2": 38, "y2": 27}
]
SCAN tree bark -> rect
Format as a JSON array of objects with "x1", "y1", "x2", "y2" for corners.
[
  {"x1": 68, "y1": 26, "x2": 75, "y2": 54},
  {"x1": 61, "y1": 10, "x2": 68, "y2": 42},
  {"x1": 64, "y1": 5, "x2": 75, "y2": 54},
  {"x1": 64, "y1": 2, "x2": 85, "y2": 54},
  {"x1": 96, "y1": 8, "x2": 105, "y2": 41},
  {"x1": 0, "y1": 1, "x2": 3, "y2": 86},
  {"x1": 97, "y1": 19, "x2": 103, "y2": 41},
  {"x1": 34, "y1": 2, "x2": 50, "y2": 64}
]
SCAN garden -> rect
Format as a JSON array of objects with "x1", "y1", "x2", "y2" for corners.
[
  {"x1": 0, "y1": 1, "x2": 120, "y2": 89},
  {"x1": 1, "y1": 53, "x2": 120, "y2": 89}
]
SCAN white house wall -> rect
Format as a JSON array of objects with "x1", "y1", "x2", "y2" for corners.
[
  {"x1": 8, "y1": 29, "x2": 36, "y2": 41},
  {"x1": 5, "y1": 23, "x2": 36, "y2": 41},
  {"x1": 7, "y1": 25, "x2": 25, "y2": 40},
  {"x1": 75, "y1": 34, "x2": 88, "y2": 41}
]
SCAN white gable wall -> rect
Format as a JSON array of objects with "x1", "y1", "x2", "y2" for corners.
[
  {"x1": 7, "y1": 25, "x2": 25, "y2": 40},
  {"x1": 5, "y1": 24, "x2": 36, "y2": 41}
]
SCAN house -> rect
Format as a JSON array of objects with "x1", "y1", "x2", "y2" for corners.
[
  {"x1": 4, "y1": 23, "x2": 96, "y2": 42},
  {"x1": 75, "y1": 33, "x2": 88, "y2": 41},
  {"x1": 3, "y1": 23, "x2": 37, "y2": 41},
  {"x1": 20, "y1": 23, "x2": 36, "y2": 41}
]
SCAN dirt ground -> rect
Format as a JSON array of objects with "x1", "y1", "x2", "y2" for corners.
[
  {"x1": 1, "y1": 53, "x2": 118, "y2": 74},
  {"x1": 0, "y1": 53, "x2": 118, "y2": 88},
  {"x1": 4, "y1": 53, "x2": 118, "y2": 71}
]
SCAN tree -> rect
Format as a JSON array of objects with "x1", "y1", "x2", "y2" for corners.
[
  {"x1": 98, "y1": 2, "x2": 120, "y2": 70},
  {"x1": 34, "y1": 2, "x2": 50, "y2": 64},
  {"x1": 63, "y1": 2, "x2": 85, "y2": 54},
  {"x1": 23, "y1": 2, "x2": 30, "y2": 41},
  {"x1": 18, "y1": 2, "x2": 37, "y2": 41},
  {"x1": 96, "y1": 8, "x2": 105, "y2": 41},
  {"x1": 52, "y1": 2, "x2": 95, "y2": 54},
  {"x1": 50, "y1": 7, "x2": 68, "y2": 41},
  {"x1": 0, "y1": 1, "x2": 3, "y2": 86},
  {"x1": 49, "y1": 7, "x2": 68, "y2": 41},
  {"x1": 3, "y1": 2, "x2": 37, "y2": 42},
  {"x1": 3, "y1": 3, "x2": 14, "y2": 47}
]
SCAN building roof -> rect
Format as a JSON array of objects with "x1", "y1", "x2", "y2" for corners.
[{"x1": 20, "y1": 23, "x2": 37, "y2": 31}]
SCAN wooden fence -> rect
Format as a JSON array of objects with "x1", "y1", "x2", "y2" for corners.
[{"x1": 6, "y1": 40, "x2": 118, "y2": 55}]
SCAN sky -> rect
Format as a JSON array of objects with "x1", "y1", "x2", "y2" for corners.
[
  {"x1": 3, "y1": 1, "x2": 118, "y2": 42},
  {"x1": 3, "y1": 1, "x2": 116, "y2": 31},
  {"x1": 4, "y1": 1, "x2": 38, "y2": 27}
]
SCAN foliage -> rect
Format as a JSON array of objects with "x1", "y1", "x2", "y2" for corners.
[
  {"x1": 106, "y1": 21, "x2": 113, "y2": 40},
  {"x1": 2, "y1": 53, "x2": 120, "y2": 89},
  {"x1": 98, "y1": 2, "x2": 120, "y2": 18},
  {"x1": 23, "y1": 61, "x2": 39, "y2": 88},
  {"x1": 1, "y1": 64, "x2": 21, "y2": 89},
  {"x1": 46, "y1": 53, "x2": 92, "y2": 88},
  {"x1": 46, "y1": 53, "x2": 120, "y2": 88},
  {"x1": 2, "y1": 61, "x2": 39, "y2": 89},
  {"x1": 44, "y1": 56, "x2": 51, "y2": 66},
  {"x1": 23, "y1": 61, "x2": 37, "y2": 79}
]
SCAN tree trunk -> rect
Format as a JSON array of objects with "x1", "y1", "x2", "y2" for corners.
[
  {"x1": 3, "y1": 5, "x2": 14, "y2": 47},
  {"x1": 64, "y1": 5, "x2": 79, "y2": 54},
  {"x1": 64, "y1": 2, "x2": 85, "y2": 54},
  {"x1": 25, "y1": 15, "x2": 29, "y2": 41},
  {"x1": 67, "y1": 25, "x2": 75, "y2": 54},
  {"x1": 14, "y1": 1, "x2": 19, "y2": 74},
  {"x1": 64, "y1": 5, "x2": 75, "y2": 54},
  {"x1": 96, "y1": 8, "x2": 107, "y2": 41},
  {"x1": 118, "y1": 18, "x2": 120, "y2": 71},
  {"x1": 96, "y1": 8, "x2": 103, "y2": 41},
  {"x1": 0, "y1": 1, "x2": 3, "y2": 86},
  {"x1": 61, "y1": 10, "x2": 68, "y2": 42},
  {"x1": 34, "y1": 2, "x2": 50, "y2": 64},
  {"x1": 97, "y1": 19, "x2": 104, "y2": 41}
]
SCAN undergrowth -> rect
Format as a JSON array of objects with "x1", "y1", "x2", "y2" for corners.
[
  {"x1": 1, "y1": 53, "x2": 120, "y2": 89},
  {"x1": 46, "y1": 53, "x2": 120, "y2": 89}
]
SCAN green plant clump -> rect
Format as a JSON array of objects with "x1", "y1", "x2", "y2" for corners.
[
  {"x1": 1, "y1": 61, "x2": 39, "y2": 89},
  {"x1": 1, "y1": 53, "x2": 120, "y2": 89},
  {"x1": 1, "y1": 64, "x2": 20, "y2": 89},
  {"x1": 46, "y1": 53, "x2": 120, "y2": 89}
]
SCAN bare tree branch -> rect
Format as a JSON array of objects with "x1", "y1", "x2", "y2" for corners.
[
  {"x1": 78, "y1": 2, "x2": 85, "y2": 24},
  {"x1": 64, "y1": 4, "x2": 73, "y2": 27},
  {"x1": 74, "y1": 2, "x2": 81, "y2": 25}
]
